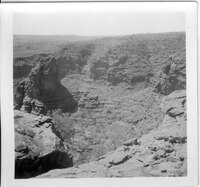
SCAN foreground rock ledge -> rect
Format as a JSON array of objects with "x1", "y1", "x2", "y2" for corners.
[
  {"x1": 15, "y1": 110, "x2": 73, "y2": 178},
  {"x1": 36, "y1": 90, "x2": 186, "y2": 178}
]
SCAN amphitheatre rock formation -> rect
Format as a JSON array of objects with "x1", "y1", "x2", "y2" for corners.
[{"x1": 13, "y1": 32, "x2": 186, "y2": 178}]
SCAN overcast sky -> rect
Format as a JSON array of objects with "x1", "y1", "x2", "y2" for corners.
[{"x1": 14, "y1": 12, "x2": 185, "y2": 36}]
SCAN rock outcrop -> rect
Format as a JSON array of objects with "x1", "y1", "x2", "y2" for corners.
[
  {"x1": 150, "y1": 55, "x2": 186, "y2": 95},
  {"x1": 14, "y1": 56, "x2": 77, "y2": 115},
  {"x1": 15, "y1": 110, "x2": 73, "y2": 178},
  {"x1": 78, "y1": 92, "x2": 100, "y2": 109},
  {"x1": 37, "y1": 90, "x2": 186, "y2": 178}
]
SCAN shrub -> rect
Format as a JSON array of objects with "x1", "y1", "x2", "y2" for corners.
[
  {"x1": 106, "y1": 123, "x2": 134, "y2": 149},
  {"x1": 90, "y1": 144, "x2": 108, "y2": 161},
  {"x1": 52, "y1": 109, "x2": 75, "y2": 144}
]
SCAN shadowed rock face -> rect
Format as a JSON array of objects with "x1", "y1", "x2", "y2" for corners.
[
  {"x1": 36, "y1": 90, "x2": 186, "y2": 178},
  {"x1": 151, "y1": 55, "x2": 186, "y2": 95},
  {"x1": 14, "y1": 56, "x2": 78, "y2": 115},
  {"x1": 15, "y1": 110, "x2": 73, "y2": 178}
]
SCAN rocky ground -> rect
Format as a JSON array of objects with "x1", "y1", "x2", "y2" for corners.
[
  {"x1": 15, "y1": 110, "x2": 73, "y2": 178},
  {"x1": 36, "y1": 90, "x2": 186, "y2": 178},
  {"x1": 13, "y1": 32, "x2": 186, "y2": 178}
]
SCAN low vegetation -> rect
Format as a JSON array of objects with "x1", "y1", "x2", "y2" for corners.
[{"x1": 52, "y1": 109, "x2": 75, "y2": 144}]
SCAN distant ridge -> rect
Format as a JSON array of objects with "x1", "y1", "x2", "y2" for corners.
[
  {"x1": 14, "y1": 34, "x2": 104, "y2": 42},
  {"x1": 13, "y1": 31, "x2": 185, "y2": 58},
  {"x1": 14, "y1": 31, "x2": 185, "y2": 38}
]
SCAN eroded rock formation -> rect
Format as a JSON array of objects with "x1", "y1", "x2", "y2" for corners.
[
  {"x1": 15, "y1": 110, "x2": 73, "y2": 178},
  {"x1": 36, "y1": 90, "x2": 186, "y2": 178},
  {"x1": 14, "y1": 56, "x2": 77, "y2": 115},
  {"x1": 151, "y1": 56, "x2": 186, "y2": 95}
]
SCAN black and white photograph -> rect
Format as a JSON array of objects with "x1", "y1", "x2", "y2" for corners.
[{"x1": 0, "y1": 2, "x2": 198, "y2": 187}]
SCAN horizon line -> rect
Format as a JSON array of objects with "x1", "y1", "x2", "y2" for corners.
[{"x1": 13, "y1": 31, "x2": 185, "y2": 37}]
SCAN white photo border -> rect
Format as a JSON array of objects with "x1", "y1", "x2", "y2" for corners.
[{"x1": 0, "y1": 2, "x2": 198, "y2": 187}]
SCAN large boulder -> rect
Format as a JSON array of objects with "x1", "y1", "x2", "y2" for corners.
[
  {"x1": 14, "y1": 56, "x2": 77, "y2": 115},
  {"x1": 15, "y1": 110, "x2": 73, "y2": 178},
  {"x1": 37, "y1": 90, "x2": 187, "y2": 178}
]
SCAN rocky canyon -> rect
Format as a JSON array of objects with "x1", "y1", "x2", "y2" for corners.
[{"x1": 13, "y1": 32, "x2": 186, "y2": 178}]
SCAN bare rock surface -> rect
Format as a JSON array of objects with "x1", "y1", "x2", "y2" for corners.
[
  {"x1": 37, "y1": 90, "x2": 186, "y2": 178},
  {"x1": 15, "y1": 110, "x2": 73, "y2": 178}
]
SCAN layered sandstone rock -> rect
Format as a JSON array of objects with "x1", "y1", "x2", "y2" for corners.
[
  {"x1": 151, "y1": 56, "x2": 186, "y2": 95},
  {"x1": 37, "y1": 90, "x2": 186, "y2": 178},
  {"x1": 15, "y1": 110, "x2": 73, "y2": 178},
  {"x1": 14, "y1": 56, "x2": 77, "y2": 115}
]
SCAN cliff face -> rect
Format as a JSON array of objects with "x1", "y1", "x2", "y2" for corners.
[
  {"x1": 14, "y1": 56, "x2": 78, "y2": 115},
  {"x1": 150, "y1": 51, "x2": 186, "y2": 95},
  {"x1": 87, "y1": 33, "x2": 185, "y2": 88},
  {"x1": 15, "y1": 110, "x2": 73, "y2": 178},
  {"x1": 13, "y1": 54, "x2": 50, "y2": 79},
  {"x1": 36, "y1": 90, "x2": 186, "y2": 178}
]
